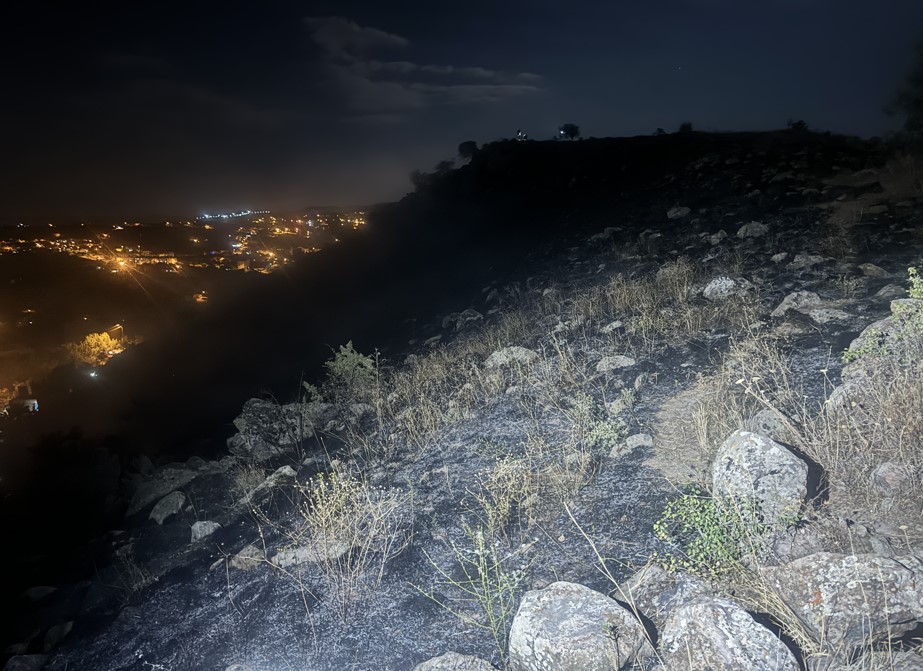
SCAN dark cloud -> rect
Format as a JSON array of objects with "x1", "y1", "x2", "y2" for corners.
[{"x1": 304, "y1": 16, "x2": 543, "y2": 118}]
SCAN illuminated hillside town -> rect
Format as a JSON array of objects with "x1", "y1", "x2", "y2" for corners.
[
  {"x1": 0, "y1": 209, "x2": 365, "y2": 411},
  {"x1": 0, "y1": 210, "x2": 365, "y2": 274}
]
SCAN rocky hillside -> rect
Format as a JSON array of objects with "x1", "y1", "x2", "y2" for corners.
[{"x1": 5, "y1": 131, "x2": 923, "y2": 671}]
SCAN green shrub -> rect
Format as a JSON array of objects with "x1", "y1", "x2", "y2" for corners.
[
  {"x1": 653, "y1": 486, "x2": 766, "y2": 579},
  {"x1": 324, "y1": 341, "x2": 379, "y2": 404}
]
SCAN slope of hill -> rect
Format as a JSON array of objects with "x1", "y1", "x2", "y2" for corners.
[{"x1": 5, "y1": 130, "x2": 923, "y2": 671}]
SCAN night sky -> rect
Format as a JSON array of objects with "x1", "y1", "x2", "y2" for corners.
[{"x1": 2, "y1": 0, "x2": 923, "y2": 224}]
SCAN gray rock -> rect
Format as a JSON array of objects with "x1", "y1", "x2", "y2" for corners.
[
  {"x1": 743, "y1": 408, "x2": 794, "y2": 444},
  {"x1": 229, "y1": 544, "x2": 265, "y2": 571},
  {"x1": 413, "y1": 651, "x2": 498, "y2": 670},
  {"x1": 737, "y1": 221, "x2": 768, "y2": 238},
  {"x1": 763, "y1": 552, "x2": 923, "y2": 652},
  {"x1": 702, "y1": 276, "x2": 754, "y2": 301},
  {"x1": 191, "y1": 520, "x2": 222, "y2": 543},
  {"x1": 711, "y1": 430, "x2": 807, "y2": 525},
  {"x1": 484, "y1": 346, "x2": 538, "y2": 369},
  {"x1": 858, "y1": 263, "x2": 890, "y2": 278},
  {"x1": 871, "y1": 461, "x2": 911, "y2": 498},
  {"x1": 596, "y1": 355, "x2": 637, "y2": 372},
  {"x1": 875, "y1": 284, "x2": 907, "y2": 299},
  {"x1": 616, "y1": 565, "x2": 709, "y2": 631},
  {"x1": 789, "y1": 254, "x2": 831, "y2": 271},
  {"x1": 771, "y1": 291, "x2": 822, "y2": 318},
  {"x1": 443, "y1": 308, "x2": 484, "y2": 332},
  {"x1": 127, "y1": 466, "x2": 198, "y2": 517},
  {"x1": 659, "y1": 596, "x2": 799, "y2": 671},
  {"x1": 228, "y1": 399, "x2": 334, "y2": 462},
  {"x1": 807, "y1": 308, "x2": 851, "y2": 324},
  {"x1": 42, "y1": 621, "x2": 73, "y2": 652},
  {"x1": 149, "y1": 491, "x2": 186, "y2": 525},
  {"x1": 508, "y1": 581, "x2": 651, "y2": 671}
]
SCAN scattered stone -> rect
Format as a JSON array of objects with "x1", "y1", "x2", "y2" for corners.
[
  {"x1": 610, "y1": 433, "x2": 654, "y2": 459},
  {"x1": 484, "y1": 346, "x2": 539, "y2": 369},
  {"x1": 42, "y1": 621, "x2": 73, "y2": 652},
  {"x1": 659, "y1": 596, "x2": 799, "y2": 671},
  {"x1": 764, "y1": 553, "x2": 923, "y2": 652},
  {"x1": 127, "y1": 466, "x2": 198, "y2": 517},
  {"x1": 191, "y1": 521, "x2": 222, "y2": 543},
  {"x1": 702, "y1": 276, "x2": 753, "y2": 301},
  {"x1": 806, "y1": 308, "x2": 851, "y2": 324},
  {"x1": 274, "y1": 540, "x2": 351, "y2": 568},
  {"x1": 229, "y1": 544, "x2": 266, "y2": 571},
  {"x1": 858, "y1": 262, "x2": 890, "y2": 278},
  {"x1": 770, "y1": 291, "x2": 821, "y2": 318},
  {"x1": 711, "y1": 430, "x2": 807, "y2": 525},
  {"x1": 443, "y1": 308, "x2": 484, "y2": 331},
  {"x1": 413, "y1": 651, "x2": 498, "y2": 670},
  {"x1": 596, "y1": 355, "x2": 637, "y2": 372},
  {"x1": 588, "y1": 227, "x2": 619, "y2": 242},
  {"x1": 667, "y1": 205, "x2": 691, "y2": 219},
  {"x1": 788, "y1": 253, "x2": 830, "y2": 271},
  {"x1": 737, "y1": 221, "x2": 768, "y2": 238},
  {"x1": 871, "y1": 461, "x2": 911, "y2": 498},
  {"x1": 508, "y1": 581, "x2": 651, "y2": 671},
  {"x1": 149, "y1": 491, "x2": 186, "y2": 525}
]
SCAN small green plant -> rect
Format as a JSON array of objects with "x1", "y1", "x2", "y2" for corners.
[
  {"x1": 842, "y1": 327, "x2": 891, "y2": 363},
  {"x1": 653, "y1": 486, "x2": 766, "y2": 579},
  {"x1": 417, "y1": 525, "x2": 526, "y2": 668},
  {"x1": 908, "y1": 265, "x2": 923, "y2": 299}
]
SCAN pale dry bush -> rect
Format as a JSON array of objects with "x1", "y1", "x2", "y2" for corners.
[
  {"x1": 692, "y1": 331, "x2": 806, "y2": 461},
  {"x1": 230, "y1": 462, "x2": 267, "y2": 500},
  {"x1": 386, "y1": 311, "x2": 538, "y2": 448},
  {"x1": 469, "y1": 456, "x2": 538, "y2": 544},
  {"x1": 813, "y1": 359, "x2": 923, "y2": 516},
  {"x1": 279, "y1": 471, "x2": 412, "y2": 622}
]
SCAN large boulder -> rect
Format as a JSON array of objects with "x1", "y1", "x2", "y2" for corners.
[
  {"x1": 126, "y1": 466, "x2": 198, "y2": 517},
  {"x1": 413, "y1": 651, "x2": 497, "y2": 670},
  {"x1": 508, "y1": 581, "x2": 651, "y2": 671},
  {"x1": 148, "y1": 491, "x2": 186, "y2": 525},
  {"x1": 659, "y1": 595, "x2": 799, "y2": 671},
  {"x1": 763, "y1": 552, "x2": 923, "y2": 653},
  {"x1": 616, "y1": 565, "x2": 708, "y2": 631},
  {"x1": 770, "y1": 291, "x2": 821, "y2": 318},
  {"x1": 228, "y1": 399, "x2": 334, "y2": 462},
  {"x1": 711, "y1": 430, "x2": 808, "y2": 525}
]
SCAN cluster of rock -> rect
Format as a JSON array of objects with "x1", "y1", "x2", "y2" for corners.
[{"x1": 411, "y1": 294, "x2": 923, "y2": 670}]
